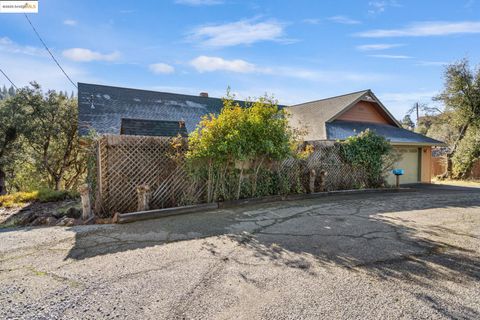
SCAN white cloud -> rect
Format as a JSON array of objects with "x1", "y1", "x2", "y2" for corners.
[
  {"x1": 175, "y1": 0, "x2": 223, "y2": 5},
  {"x1": 62, "y1": 48, "x2": 120, "y2": 62},
  {"x1": 189, "y1": 55, "x2": 387, "y2": 83},
  {"x1": 368, "y1": 1, "x2": 401, "y2": 14},
  {"x1": 356, "y1": 43, "x2": 404, "y2": 51},
  {"x1": 368, "y1": 54, "x2": 412, "y2": 59},
  {"x1": 356, "y1": 21, "x2": 480, "y2": 37},
  {"x1": 0, "y1": 37, "x2": 45, "y2": 57},
  {"x1": 327, "y1": 15, "x2": 361, "y2": 25},
  {"x1": 63, "y1": 19, "x2": 77, "y2": 26},
  {"x1": 303, "y1": 18, "x2": 321, "y2": 25},
  {"x1": 188, "y1": 19, "x2": 286, "y2": 47},
  {"x1": 190, "y1": 56, "x2": 256, "y2": 73},
  {"x1": 415, "y1": 60, "x2": 449, "y2": 66},
  {"x1": 149, "y1": 63, "x2": 175, "y2": 74}
]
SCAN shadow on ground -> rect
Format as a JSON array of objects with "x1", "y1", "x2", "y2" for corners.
[
  {"x1": 62, "y1": 184, "x2": 479, "y2": 279},
  {"x1": 18, "y1": 184, "x2": 470, "y2": 319}
]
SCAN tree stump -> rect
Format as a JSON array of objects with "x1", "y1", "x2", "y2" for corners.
[
  {"x1": 137, "y1": 184, "x2": 151, "y2": 211},
  {"x1": 78, "y1": 184, "x2": 92, "y2": 220}
]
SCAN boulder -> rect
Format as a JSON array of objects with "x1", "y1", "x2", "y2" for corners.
[
  {"x1": 45, "y1": 216, "x2": 58, "y2": 226},
  {"x1": 30, "y1": 216, "x2": 47, "y2": 226},
  {"x1": 56, "y1": 217, "x2": 75, "y2": 227},
  {"x1": 18, "y1": 211, "x2": 37, "y2": 225}
]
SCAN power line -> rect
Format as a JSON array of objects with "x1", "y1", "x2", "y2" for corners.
[
  {"x1": 0, "y1": 67, "x2": 18, "y2": 90},
  {"x1": 24, "y1": 13, "x2": 78, "y2": 89}
]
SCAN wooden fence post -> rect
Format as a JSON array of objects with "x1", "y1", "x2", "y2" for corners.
[
  {"x1": 318, "y1": 170, "x2": 327, "y2": 192},
  {"x1": 78, "y1": 184, "x2": 92, "y2": 220},
  {"x1": 309, "y1": 169, "x2": 316, "y2": 193},
  {"x1": 137, "y1": 184, "x2": 151, "y2": 211}
]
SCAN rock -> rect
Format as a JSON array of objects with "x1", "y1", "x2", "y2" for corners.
[
  {"x1": 65, "y1": 207, "x2": 82, "y2": 219},
  {"x1": 56, "y1": 217, "x2": 75, "y2": 227},
  {"x1": 19, "y1": 212, "x2": 37, "y2": 225},
  {"x1": 45, "y1": 216, "x2": 58, "y2": 226},
  {"x1": 30, "y1": 216, "x2": 48, "y2": 226}
]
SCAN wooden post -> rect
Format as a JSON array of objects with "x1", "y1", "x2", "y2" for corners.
[
  {"x1": 396, "y1": 175, "x2": 400, "y2": 188},
  {"x1": 318, "y1": 170, "x2": 327, "y2": 192},
  {"x1": 137, "y1": 184, "x2": 151, "y2": 211},
  {"x1": 78, "y1": 184, "x2": 92, "y2": 220},
  {"x1": 309, "y1": 169, "x2": 316, "y2": 193}
]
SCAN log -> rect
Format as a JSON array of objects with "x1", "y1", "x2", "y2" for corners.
[{"x1": 78, "y1": 184, "x2": 92, "y2": 220}]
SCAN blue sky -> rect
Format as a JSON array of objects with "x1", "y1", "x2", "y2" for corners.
[{"x1": 0, "y1": 0, "x2": 479, "y2": 118}]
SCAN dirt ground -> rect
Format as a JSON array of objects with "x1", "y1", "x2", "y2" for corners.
[{"x1": 1, "y1": 184, "x2": 479, "y2": 319}]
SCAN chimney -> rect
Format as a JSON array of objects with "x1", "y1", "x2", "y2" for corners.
[{"x1": 199, "y1": 92, "x2": 208, "y2": 98}]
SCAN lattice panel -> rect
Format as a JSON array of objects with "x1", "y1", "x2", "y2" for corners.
[{"x1": 94, "y1": 135, "x2": 369, "y2": 215}]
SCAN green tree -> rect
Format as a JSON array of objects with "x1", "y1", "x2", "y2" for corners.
[
  {"x1": 26, "y1": 87, "x2": 86, "y2": 190},
  {"x1": 341, "y1": 129, "x2": 394, "y2": 188},
  {"x1": 401, "y1": 114, "x2": 415, "y2": 131},
  {"x1": 434, "y1": 59, "x2": 480, "y2": 178},
  {"x1": 0, "y1": 85, "x2": 39, "y2": 194}
]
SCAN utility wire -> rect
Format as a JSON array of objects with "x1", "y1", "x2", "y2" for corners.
[
  {"x1": 24, "y1": 13, "x2": 78, "y2": 89},
  {"x1": 0, "y1": 67, "x2": 18, "y2": 90}
]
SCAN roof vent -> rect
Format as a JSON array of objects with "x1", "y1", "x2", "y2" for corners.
[{"x1": 199, "y1": 92, "x2": 208, "y2": 98}]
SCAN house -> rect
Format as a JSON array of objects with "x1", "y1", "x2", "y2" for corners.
[
  {"x1": 286, "y1": 90, "x2": 444, "y2": 185},
  {"x1": 78, "y1": 83, "x2": 443, "y2": 185}
]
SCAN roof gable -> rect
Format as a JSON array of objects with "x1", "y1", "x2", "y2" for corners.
[
  {"x1": 285, "y1": 90, "x2": 369, "y2": 140},
  {"x1": 329, "y1": 90, "x2": 401, "y2": 127}
]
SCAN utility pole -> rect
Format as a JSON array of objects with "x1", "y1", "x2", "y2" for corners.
[{"x1": 414, "y1": 102, "x2": 419, "y2": 126}]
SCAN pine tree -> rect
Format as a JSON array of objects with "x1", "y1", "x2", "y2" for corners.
[{"x1": 7, "y1": 86, "x2": 15, "y2": 97}]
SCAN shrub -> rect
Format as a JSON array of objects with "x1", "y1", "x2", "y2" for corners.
[
  {"x1": 37, "y1": 189, "x2": 79, "y2": 203},
  {"x1": 0, "y1": 191, "x2": 38, "y2": 207},
  {"x1": 186, "y1": 91, "x2": 295, "y2": 201},
  {"x1": 0, "y1": 189, "x2": 79, "y2": 207},
  {"x1": 340, "y1": 129, "x2": 394, "y2": 188}
]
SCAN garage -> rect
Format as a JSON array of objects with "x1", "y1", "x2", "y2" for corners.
[{"x1": 387, "y1": 147, "x2": 420, "y2": 186}]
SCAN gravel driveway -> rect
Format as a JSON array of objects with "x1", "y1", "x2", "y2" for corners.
[{"x1": 1, "y1": 185, "x2": 479, "y2": 319}]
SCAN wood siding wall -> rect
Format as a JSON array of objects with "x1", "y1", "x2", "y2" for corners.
[
  {"x1": 337, "y1": 101, "x2": 394, "y2": 125},
  {"x1": 432, "y1": 156, "x2": 480, "y2": 179},
  {"x1": 421, "y1": 146, "x2": 432, "y2": 183}
]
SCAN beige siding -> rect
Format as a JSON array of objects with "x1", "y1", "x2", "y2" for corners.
[{"x1": 387, "y1": 147, "x2": 420, "y2": 185}]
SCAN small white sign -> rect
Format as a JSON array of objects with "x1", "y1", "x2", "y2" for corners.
[{"x1": 0, "y1": 1, "x2": 38, "y2": 13}]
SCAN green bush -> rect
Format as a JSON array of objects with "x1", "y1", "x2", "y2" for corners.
[
  {"x1": 186, "y1": 91, "x2": 295, "y2": 201},
  {"x1": 37, "y1": 189, "x2": 79, "y2": 203},
  {"x1": 340, "y1": 129, "x2": 394, "y2": 188}
]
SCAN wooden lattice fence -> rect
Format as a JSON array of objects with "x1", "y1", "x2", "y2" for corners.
[{"x1": 93, "y1": 135, "x2": 369, "y2": 216}]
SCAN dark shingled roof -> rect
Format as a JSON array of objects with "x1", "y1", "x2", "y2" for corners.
[
  {"x1": 78, "y1": 83, "x2": 228, "y2": 136},
  {"x1": 120, "y1": 118, "x2": 188, "y2": 137},
  {"x1": 326, "y1": 120, "x2": 444, "y2": 145}
]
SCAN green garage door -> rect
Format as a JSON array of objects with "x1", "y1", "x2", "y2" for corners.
[{"x1": 387, "y1": 147, "x2": 420, "y2": 186}]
